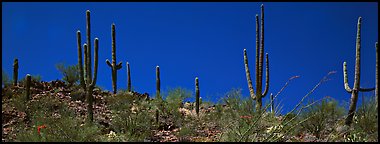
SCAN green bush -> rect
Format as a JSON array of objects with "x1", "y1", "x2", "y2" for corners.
[
  {"x1": 55, "y1": 62, "x2": 80, "y2": 86},
  {"x1": 299, "y1": 98, "x2": 345, "y2": 139}
]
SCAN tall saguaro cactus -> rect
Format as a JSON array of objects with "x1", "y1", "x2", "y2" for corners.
[
  {"x1": 244, "y1": 4, "x2": 270, "y2": 111},
  {"x1": 343, "y1": 17, "x2": 375, "y2": 126},
  {"x1": 77, "y1": 10, "x2": 99, "y2": 123},
  {"x1": 13, "y1": 58, "x2": 18, "y2": 86},
  {"x1": 127, "y1": 62, "x2": 132, "y2": 92},
  {"x1": 195, "y1": 77, "x2": 200, "y2": 116},
  {"x1": 156, "y1": 66, "x2": 161, "y2": 100},
  {"x1": 106, "y1": 24, "x2": 123, "y2": 94}
]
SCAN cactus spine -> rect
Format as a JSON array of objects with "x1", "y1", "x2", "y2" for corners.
[
  {"x1": 77, "y1": 10, "x2": 99, "y2": 123},
  {"x1": 127, "y1": 62, "x2": 132, "y2": 92},
  {"x1": 195, "y1": 77, "x2": 200, "y2": 116},
  {"x1": 343, "y1": 17, "x2": 375, "y2": 126},
  {"x1": 13, "y1": 58, "x2": 18, "y2": 86},
  {"x1": 244, "y1": 4, "x2": 269, "y2": 111},
  {"x1": 106, "y1": 24, "x2": 122, "y2": 94},
  {"x1": 25, "y1": 74, "x2": 31, "y2": 101},
  {"x1": 156, "y1": 66, "x2": 161, "y2": 100}
]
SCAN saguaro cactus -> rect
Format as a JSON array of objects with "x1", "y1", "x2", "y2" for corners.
[
  {"x1": 13, "y1": 58, "x2": 18, "y2": 86},
  {"x1": 244, "y1": 4, "x2": 270, "y2": 111},
  {"x1": 77, "y1": 10, "x2": 99, "y2": 123},
  {"x1": 343, "y1": 17, "x2": 375, "y2": 126},
  {"x1": 127, "y1": 62, "x2": 132, "y2": 92},
  {"x1": 106, "y1": 24, "x2": 123, "y2": 94},
  {"x1": 25, "y1": 74, "x2": 31, "y2": 101},
  {"x1": 156, "y1": 66, "x2": 161, "y2": 100},
  {"x1": 195, "y1": 77, "x2": 200, "y2": 116}
]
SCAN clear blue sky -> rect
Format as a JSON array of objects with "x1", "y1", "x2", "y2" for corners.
[{"x1": 2, "y1": 2, "x2": 378, "y2": 114}]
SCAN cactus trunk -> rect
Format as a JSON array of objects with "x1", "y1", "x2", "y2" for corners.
[
  {"x1": 376, "y1": 42, "x2": 378, "y2": 111},
  {"x1": 77, "y1": 10, "x2": 99, "y2": 123},
  {"x1": 127, "y1": 62, "x2": 131, "y2": 92},
  {"x1": 195, "y1": 77, "x2": 200, "y2": 116},
  {"x1": 343, "y1": 17, "x2": 375, "y2": 126},
  {"x1": 156, "y1": 66, "x2": 161, "y2": 100},
  {"x1": 244, "y1": 4, "x2": 270, "y2": 111},
  {"x1": 13, "y1": 58, "x2": 18, "y2": 86},
  {"x1": 106, "y1": 24, "x2": 122, "y2": 94}
]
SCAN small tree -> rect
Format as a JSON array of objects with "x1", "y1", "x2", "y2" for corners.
[{"x1": 55, "y1": 62, "x2": 80, "y2": 87}]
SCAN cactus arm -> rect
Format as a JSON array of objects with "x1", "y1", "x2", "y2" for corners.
[
  {"x1": 91, "y1": 38, "x2": 99, "y2": 87},
  {"x1": 262, "y1": 53, "x2": 269, "y2": 96},
  {"x1": 83, "y1": 43, "x2": 89, "y2": 85},
  {"x1": 77, "y1": 31, "x2": 85, "y2": 89},
  {"x1": 106, "y1": 59, "x2": 112, "y2": 67},
  {"x1": 116, "y1": 62, "x2": 123, "y2": 70},
  {"x1": 244, "y1": 49, "x2": 256, "y2": 100},
  {"x1": 358, "y1": 87, "x2": 375, "y2": 92},
  {"x1": 343, "y1": 62, "x2": 353, "y2": 93}
]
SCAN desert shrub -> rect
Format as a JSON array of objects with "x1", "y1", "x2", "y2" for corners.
[
  {"x1": 14, "y1": 92, "x2": 103, "y2": 142},
  {"x1": 2, "y1": 69, "x2": 11, "y2": 87},
  {"x1": 299, "y1": 98, "x2": 345, "y2": 139},
  {"x1": 348, "y1": 95, "x2": 378, "y2": 142},
  {"x1": 106, "y1": 90, "x2": 156, "y2": 141},
  {"x1": 19, "y1": 74, "x2": 42, "y2": 86},
  {"x1": 55, "y1": 63, "x2": 80, "y2": 87}
]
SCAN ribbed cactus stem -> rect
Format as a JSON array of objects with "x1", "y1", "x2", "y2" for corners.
[
  {"x1": 13, "y1": 58, "x2": 18, "y2": 86},
  {"x1": 156, "y1": 66, "x2": 161, "y2": 100},
  {"x1": 195, "y1": 77, "x2": 200, "y2": 116},
  {"x1": 376, "y1": 42, "x2": 378, "y2": 111},
  {"x1": 106, "y1": 23, "x2": 122, "y2": 94},
  {"x1": 244, "y1": 49, "x2": 256, "y2": 100},
  {"x1": 25, "y1": 74, "x2": 31, "y2": 101},
  {"x1": 77, "y1": 31, "x2": 85, "y2": 90},
  {"x1": 86, "y1": 10, "x2": 92, "y2": 82},
  {"x1": 127, "y1": 62, "x2": 131, "y2": 92},
  {"x1": 344, "y1": 17, "x2": 375, "y2": 126}
]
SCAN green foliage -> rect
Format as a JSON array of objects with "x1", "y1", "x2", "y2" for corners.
[
  {"x1": 2, "y1": 69, "x2": 11, "y2": 87},
  {"x1": 13, "y1": 92, "x2": 103, "y2": 142},
  {"x1": 299, "y1": 98, "x2": 345, "y2": 139},
  {"x1": 349, "y1": 95, "x2": 378, "y2": 142},
  {"x1": 55, "y1": 62, "x2": 80, "y2": 86},
  {"x1": 105, "y1": 90, "x2": 157, "y2": 141}
]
